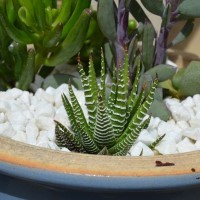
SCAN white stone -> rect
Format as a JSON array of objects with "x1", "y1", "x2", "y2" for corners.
[
  {"x1": 155, "y1": 140, "x2": 177, "y2": 154},
  {"x1": 195, "y1": 140, "x2": 200, "y2": 149},
  {"x1": 129, "y1": 142, "x2": 154, "y2": 156},
  {"x1": 35, "y1": 116, "x2": 55, "y2": 131},
  {"x1": 23, "y1": 109, "x2": 34, "y2": 120},
  {"x1": 12, "y1": 131, "x2": 27, "y2": 142},
  {"x1": 35, "y1": 88, "x2": 54, "y2": 104},
  {"x1": 182, "y1": 128, "x2": 200, "y2": 141},
  {"x1": 37, "y1": 133, "x2": 49, "y2": 144},
  {"x1": 181, "y1": 96, "x2": 195, "y2": 108},
  {"x1": 18, "y1": 91, "x2": 32, "y2": 106},
  {"x1": 164, "y1": 97, "x2": 180, "y2": 108},
  {"x1": 45, "y1": 86, "x2": 56, "y2": 96},
  {"x1": 176, "y1": 137, "x2": 196, "y2": 153},
  {"x1": 0, "y1": 101, "x2": 10, "y2": 113},
  {"x1": 193, "y1": 94, "x2": 200, "y2": 107},
  {"x1": 6, "y1": 111, "x2": 28, "y2": 132},
  {"x1": 39, "y1": 130, "x2": 55, "y2": 141},
  {"x1": 0, "y1": 122, "x2": 15, "y2": 137},
  {"x1": 0, "y1": 113, "x2": 6, "y2": 123},
  {"x1": 137, "y1": 129, "x2": 156, "y2": 145},
  {"x1": 60, "y1": 147, "x2": 70, "y2": 152},
  {"x1": 169, "y1": 104, "x2": 191, "y2": 122},
  {"x1": 26, "y1": 120, "x2": 39, "y2": 145},
  {"x1": 148, "y1": 117, "x2": 161, "y2": 130},
  {"x1": 35, "y1": 101, "x2": 55, "y2": 117},
  {"x1": 6, "y1": 88, "x2": 23, "y2": 99},
  {"x1": 157, "y1": 121, "x2": 182, "y2": 136},
  {"x1": 189, "y1": 119, "x2": 200, "y2": 128},
  {"x1": 163, "y1": 131, "x2": 182, "y2": 143},
  {"x1": 176, "y1": 121, "x2": 190, "y2": 130}
]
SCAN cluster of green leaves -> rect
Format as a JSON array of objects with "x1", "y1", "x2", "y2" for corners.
[
  {"x1": 96, "y1": 0, "x2": 200, "y2": 121},
  {"x1": 0, "y1": 0, "x2": 93, "y2": 90},
  {"x1": 55, "y1": 51, "x2": 163, "y2": 155}
]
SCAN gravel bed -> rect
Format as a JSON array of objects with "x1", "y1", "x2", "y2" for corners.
[{"x1": 0, "y1": 84, "x2": 200, "y2": 156}]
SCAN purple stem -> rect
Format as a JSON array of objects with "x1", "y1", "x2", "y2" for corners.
[{"x1": 114, "y1": 0, "x2": 129, "y2": 68}]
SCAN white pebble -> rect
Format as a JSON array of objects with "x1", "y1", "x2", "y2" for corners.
[
  {"x1": 6, "y1": 88, "x2": 23, "y2": 99},
  {"x1": 181, "y1": 96, "x2": 195, "y2": 108},
  {"x1": 0, "y1": 101, "x2": 10, "y2": 113},
  {"x1": 137, "y1": 129, "x2": 156, "y2": 145},
  {"x1": 195, "y1": 140, "x2": 200, "y2": 149},
  {"x1": 182, "y1": 128, "x2": 200, "y2": 141},
  {"x1": 18, "y1": 91, "x2": 32, "y2": 106},
  {"x1": 45, "y1": 86, "x2": 56, "y2": 96},
  {"x1": 26, "y1": 120, "x2": 39, "y2": 145},
  {"x1": 7, "y1": 111, "x2": 28, "y2": 132},
  {"x1": 148, "y1": 117, "x2": 161, "y2": 130},
  {"x1": 169, "y1": 105, "x2": 191, "y2": 122},
  {"x1": 193, "y1": 94, "x2": 200, "y2": 107},
  {"x1": 35, "y1": 101, "x2": 55, "y2": 117},
  {"x1": 0, "y1": 113, "x2": 5, "y2": 123},
  {"x1": 39, "y1": 130, "x2": 55, "y2": 141},
  {"x1": 12, "y1": 131, "x2": 27, "y2": 142},
  {"x1": 176, "y1": 137, "x2": 196, "y2": 153},
  {"x1": 189, "y1": 119, "x2": 200, "y2": 128},
  {"x1": 176, "y1": 121, "x2": 190, "y2": 130},
  {"x1": 0, "y1": 122, "x2": 15, "y2": 137},
  {"x1": 155, "y1": 140, "x2": 177, "y2": 154},
  {"x1": 36, "y1": 116, "x2": 55, "y2": 131},
  {"x1": 129, "y1": 142, "x2": 154, "y2": 156}
]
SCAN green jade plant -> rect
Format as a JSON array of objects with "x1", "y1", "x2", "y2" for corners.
[
  {"x1": 55, "y1": 51, "x2": 164, "y2": 155},
  {"x1": 0, "y1": 0, "x2": 93, "y2": 90}
]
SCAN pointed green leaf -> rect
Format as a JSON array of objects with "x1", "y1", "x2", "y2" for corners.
[
  {"x1": 94, "y1": 96, "x2": 115, "y2": 148},
  {"x1": 55, "y1": 120, "x2": 86, "y2": 152}
]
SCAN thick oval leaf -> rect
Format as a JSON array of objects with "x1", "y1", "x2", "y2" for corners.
[
  {"x1": 144, "y1": 64, "x2": 176, "y2": 82},
  {"x1": 148, "y1": 100, "x2": 171, "y2": 121},
  {"x1": 178, "y1": 0, "x2": 200, "y2": 17},
  {"x1": 97, "y1": 0, "x2": 117, "y2": 41},
  {"x1": 129, "y1": 0, "x2": 148, "y2": 23},
  {"x1": 176, "y1": 61, "x2": 200, "y2": 97},
  {"x1": 142, "y1": 21, "x2": 156, "y2": 71},
  {"x1": 141, "y1": 0, "x2": 164, "y2": 16}
]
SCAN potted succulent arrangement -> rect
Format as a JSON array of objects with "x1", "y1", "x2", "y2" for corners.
[{"x1": 0, "y1": 0, "x2": 200, "y2": 199}]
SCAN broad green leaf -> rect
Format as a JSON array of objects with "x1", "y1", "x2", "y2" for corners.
[
  {"x1": 178, "y1": 0, "x2": 200, "y2": 17},
  {"x1": 129, "y1": 0, "x2": 148, "y2": 23},
  {"x1": 174, "y1": 61, "x2": 200, "y2": 97},
  {"x1": 141, "y1": 0, "x2": 164, "y2": 16},
  {"x1": 97, "y1": 0, "x2": 117, "y2": 41},
  {"x1": 42, "y1": 74, "x2": 82, "y2": 90},
  {"x1": 144, "y1": 64, "x2": 176, "y2": 82},
  {"x1": 148, "y1": 100, "x2": 171, "y2": 121}
]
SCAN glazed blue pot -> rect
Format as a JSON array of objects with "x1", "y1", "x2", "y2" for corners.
[{"x1": 0, "y1": 137, "x2": 200, "y2": 200}]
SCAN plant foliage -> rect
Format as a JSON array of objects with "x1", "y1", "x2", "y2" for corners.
[{"x1": 55, "y1": 51, "x2": 159, "y2": 155}]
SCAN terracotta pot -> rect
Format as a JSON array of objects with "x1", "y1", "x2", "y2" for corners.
[{"x1": 0, "y1": 136, "x2": 200, "y2": 200}]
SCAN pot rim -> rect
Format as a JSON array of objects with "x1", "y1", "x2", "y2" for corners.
[{"x1": 0, "y1": 136, "x2": 200, "y2": 177}]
